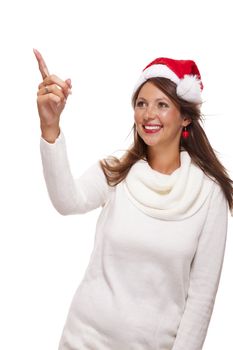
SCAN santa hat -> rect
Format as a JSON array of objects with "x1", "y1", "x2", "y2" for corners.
[{"x1": 132, "y1": 57, "x2": 203, "y2": 103}]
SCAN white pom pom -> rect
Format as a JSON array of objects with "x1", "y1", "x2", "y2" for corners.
[{"x1": 176, "y1": 75, "x2": 202, "y2": 103}]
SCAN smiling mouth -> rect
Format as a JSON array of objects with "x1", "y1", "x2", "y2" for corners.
[{"x1": 143, "y1": 125, "x2": 163, "y2": 133}]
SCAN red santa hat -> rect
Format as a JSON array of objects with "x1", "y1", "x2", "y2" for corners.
[{"x1": 132, "y1": 57, "x2": 203, "y2": 103}]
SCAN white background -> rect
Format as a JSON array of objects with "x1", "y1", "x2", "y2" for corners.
[{"x1": 0, "y1": 0, "x2": 232, "y2": 349}]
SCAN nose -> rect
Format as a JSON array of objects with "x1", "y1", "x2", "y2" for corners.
[{"x1": 143, "y1": 104, "x2": 158, "y2": 120}]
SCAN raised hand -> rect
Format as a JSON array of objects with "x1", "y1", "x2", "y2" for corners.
[{"x1": 34, "y1": 48, "x2": 72, "y2": 142}]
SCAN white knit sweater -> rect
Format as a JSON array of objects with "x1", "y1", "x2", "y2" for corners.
[{"x1": 40, "y1": 131, "x2": 228, "y2": 350}]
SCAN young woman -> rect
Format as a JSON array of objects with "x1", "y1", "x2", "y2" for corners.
[{"x1": 34, "y1": 49, "x2": 232, "y2": 350}]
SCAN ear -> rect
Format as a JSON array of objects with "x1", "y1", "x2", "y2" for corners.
[{"x1": 181, "y1": 117, "x2": 192, "y2": 127}]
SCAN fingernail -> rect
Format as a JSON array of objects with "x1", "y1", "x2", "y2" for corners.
[{"x1": 66, "y1": 78, "x2": 72, "y2": 87}]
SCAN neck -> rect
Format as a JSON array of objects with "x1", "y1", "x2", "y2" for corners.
[{"x1": 147, "y1": 147, "x2": 181, "y2": 175}]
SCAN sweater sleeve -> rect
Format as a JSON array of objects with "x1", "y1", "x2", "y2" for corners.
[
  {"x1": 40, "y1": 130, "x2": 113, "y2": 215},
  {"x1": 172, "y1": 183, "x2": 228, "y2": 350}
]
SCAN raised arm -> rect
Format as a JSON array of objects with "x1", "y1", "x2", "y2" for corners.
[
  {"x1": 172, "y1": 183, "x2": 228, "y2": 350},
  {"x1": 34, "y1": 49, "x2": 113, "y2": 214},
  {"x1": 40, "y1": 131, "x2": 113, "y2": 215}
]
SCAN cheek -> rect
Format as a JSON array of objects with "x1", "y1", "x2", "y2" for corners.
[
  {"x1": 134, "y1": 113, "x2": 139, "y2": 124},
  {"x1": 159, "y1": 109, "x2": 173, "y2": 121},
  {"x1": 134, "y1": 111, "x2": 142, "y2": 123},
  {"x1": 133, "y1": 113, "x2": 144, "y2": 134},
  {"x1": 160, "y1": 110, "x2": 181, "y2": 126}
]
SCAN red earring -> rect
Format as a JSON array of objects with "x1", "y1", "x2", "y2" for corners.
[{"x1": 182, "y1": 126, "x2": 189, "y2": 139}]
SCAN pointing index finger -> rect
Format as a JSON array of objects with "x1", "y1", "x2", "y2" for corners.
[{"x1": 33, "y1": 48, "x2": 50, "y2": 79}]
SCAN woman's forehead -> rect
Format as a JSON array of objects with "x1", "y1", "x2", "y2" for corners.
[{"x1": 138, "y1": 81, "x2": 171, "y2": 101}]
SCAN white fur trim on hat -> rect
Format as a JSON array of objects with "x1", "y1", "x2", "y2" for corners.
[
  {"x1": 133, "y1": 64, "x2": 180, "y2": 95},
  {"x1": 132, "y1": 64, "x2": 202, "y2": 104},
  {"x1": 176, "y1": 75, "x2": 202, "y2": 103}
]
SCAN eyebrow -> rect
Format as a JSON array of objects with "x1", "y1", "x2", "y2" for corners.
[{"x1": 136, "y1": 96, "x2": 170, "y2": 103}]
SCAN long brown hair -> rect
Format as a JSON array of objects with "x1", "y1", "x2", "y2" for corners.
[{"x1": 99, "y1": 77, "x2": 233, "y2": 211}]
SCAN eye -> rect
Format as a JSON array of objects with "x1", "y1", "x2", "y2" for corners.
[
  {"x1": 158, "y1": 101, "x2": 169, "y2": 108},
  {"x1": 136, "y1": 100, "x2": 147, "y2": 108}
]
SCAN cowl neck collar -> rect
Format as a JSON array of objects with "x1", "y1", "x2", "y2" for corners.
[{"x1": 123, "y1": 151, "x2": 214, "y2": 220}]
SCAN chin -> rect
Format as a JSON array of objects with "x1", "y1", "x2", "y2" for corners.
[{"x1": 144, "y1": 139, "x2": 161, "y2": 147}]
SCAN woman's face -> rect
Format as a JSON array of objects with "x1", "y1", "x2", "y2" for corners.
[{"x1": 134, "y1": 81, "x2": 188, "y2": 152}]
